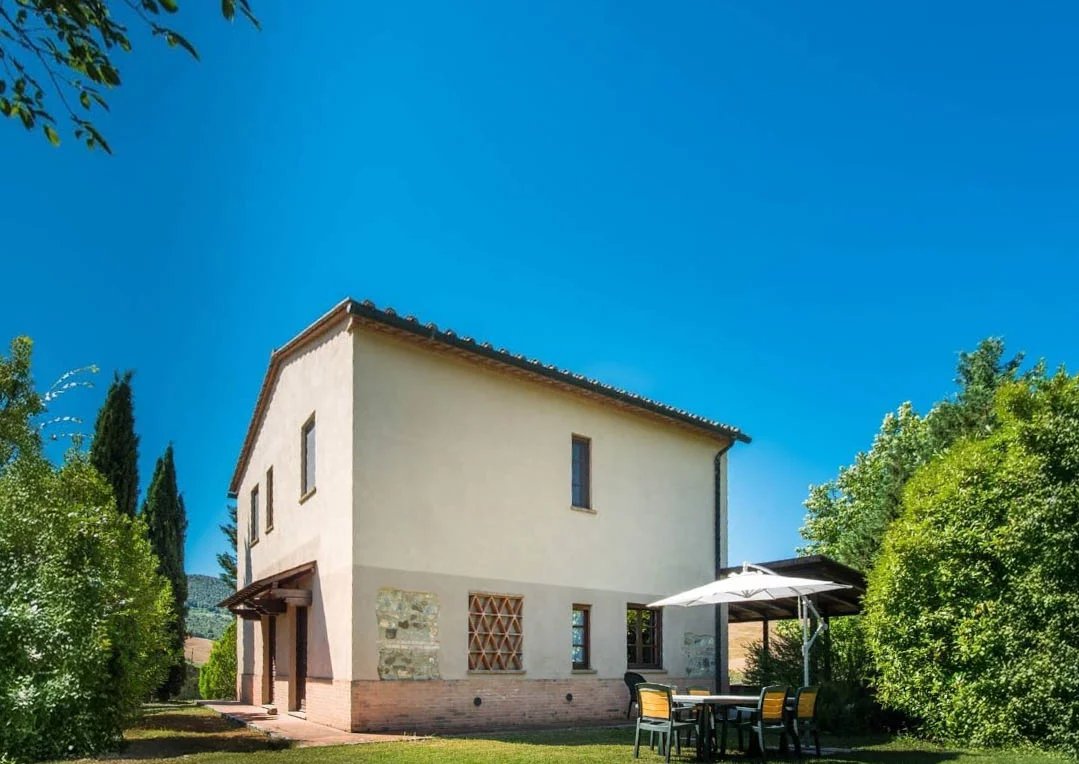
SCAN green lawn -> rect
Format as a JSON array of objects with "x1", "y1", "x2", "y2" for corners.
[{"x1": 94, "y1": 705, "x2": 1068, "y2": 764}]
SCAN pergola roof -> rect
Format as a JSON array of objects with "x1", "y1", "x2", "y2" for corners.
[{"x1": 720, "y1": 555, "x2": 866, "y2": 623}]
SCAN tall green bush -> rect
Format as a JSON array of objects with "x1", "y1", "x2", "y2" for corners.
[
  {"x1": 796, "y1": 339, "x2": 1035, "y2": 734},
  {"x1": 865, "y1": 372, "x2": 1079, "y2": 753},
  {"x1": 0, "y1": 338, "x2": 172, "y2": 762},
  {"x1": 199, "y1": 620, "x2": 237, "y2": 701},
  {"x1": 0, "y1": 453, "x2": 173, "y2": 761}
]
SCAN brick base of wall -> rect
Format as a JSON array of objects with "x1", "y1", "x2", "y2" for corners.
[
  {"x1": 350, "y1": 676, "x2": 701, "y2": 734},
  {"x1": 273, "y1": 678, "x2": 289, "y2": 709},
  {"x1": 305, "y1": 678, "x2": 353, "y2": 731}
]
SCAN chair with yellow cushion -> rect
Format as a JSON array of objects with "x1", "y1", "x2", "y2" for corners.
[
  {"x1": 732, "y1": 685, "x2": 791, "y2": 762},
  {"x1": 790, "y1": 685, "x2": 822, "y2": 757},
  {"x1": 633, "y1": 683, "x2": 698, "y2": 763}
]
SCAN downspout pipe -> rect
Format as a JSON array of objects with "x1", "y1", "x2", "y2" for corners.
[{"x1": 714, "y1": 438, "x2": 737, "y2": 693}]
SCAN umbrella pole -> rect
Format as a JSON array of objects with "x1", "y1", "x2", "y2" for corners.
[
  {"x1": 800, "y1": 595, "x2": 809, "y2": 687},
  {"x1": 801, "y1": 595, "x2": 828, "y2": 686}
]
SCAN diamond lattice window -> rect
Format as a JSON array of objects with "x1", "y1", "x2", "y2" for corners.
[{"x1": 468, "y1": 593, "x2": 523, "y2": 671}]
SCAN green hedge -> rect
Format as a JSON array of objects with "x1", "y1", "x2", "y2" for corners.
[
  {"x1": 0, "y1": 454, "x2": 172, "y2": 761},
  {"x1": 866, "y1": 373, "x2": 1079, "y2": 754},
  {"x1": 199, "y1": 620, "x2": 237, "y2": 700}
]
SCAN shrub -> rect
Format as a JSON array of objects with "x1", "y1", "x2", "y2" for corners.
[
  {"x1": 742, "y1": 620, "x2": 805, "y2": 690},
  {"x1": 865, "y1": 372, "x2": 1079, "y2": 754},
  {"x1": 176, "y1": 662, "x2": 201, "y2": 701},
  {"x1": 199, "y1": 621, "x2": 237, "y2": 700},
  {"x1": 0, "y1": 453, "x2": 173, "y2": 761},
  {"x1": 742, "y1": 618, "x2": 891, "y2": 733}
]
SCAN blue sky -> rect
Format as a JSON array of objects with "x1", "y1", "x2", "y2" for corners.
[{"x1": 2, "y1": 1, "x2": 1077, "y2": 576}]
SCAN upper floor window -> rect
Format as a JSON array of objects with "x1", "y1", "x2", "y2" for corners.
[
  {"x1": 249, "y1": 485, "x2": 259, "y2": 544},
  {"x1": 301, "y1": 414, "x2": 316, "y2": 498},
  {"x1": 571, "y1": 435, "x2": 591, "y2": 508},
  {"x1": 265, "y1": 467, "x2": 274, "y2": 533},
  {"x1": 627, "y1": 604, "x2": 662, "y2": 669},
  {"x1": 572, "y1": 604, "x2": 591, "y2": 670}
]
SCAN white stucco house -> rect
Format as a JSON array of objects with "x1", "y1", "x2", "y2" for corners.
[{"x1": 221, "y1": 298, "x2": 749, "y2": 732}]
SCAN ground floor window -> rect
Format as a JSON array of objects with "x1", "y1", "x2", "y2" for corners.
[
  {"x1": 572, "y1": 605, "x2": 590, "y2": 670},
  {"x1": 626, "y1": 604, "x2": 662, "y2": 669}
]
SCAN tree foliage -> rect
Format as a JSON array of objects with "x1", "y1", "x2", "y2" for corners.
[
  {"x1": 865, "y1": 371, "x2": 1079, "y2": 753},
  {"x1": 0, "y1": 0, "x2": 257, "y2": 152},
  {"x1": 142, "y1": 444, "x2": 187, "y2": 700},
  {"x1": 801, "y1": 338, "x2": 1029, "y2": 573},
  {"x1": 742, "y1": 618, "x2": 887, "y2": 733},
  {"x1": 793, "y1": 339, "x2": 1035, "y2": 736},
  {"x1": 0, "y1": 337, "x2": 43, "y2": 469},
  {"x1": 198, "y1": 619, "x2": 236, "y2": 701},
  {"x1": 742, "y1": 620, "x2": 806, "y2": 689},
  {"x1": 0, "y1": 338, "x2": 171, "y2": 762},
  {"x1": 89, "y1": 371, "x2": 139, "y2": 518},
  {"x1": 216, "y1": 502, "x2": 237, "y2": 589},
  {"x1": 186, "y1": 573, "x2": 232, "y2": 610},
  {"x1": 186, "y1": 574, "x2": 232, "y2": 640}
]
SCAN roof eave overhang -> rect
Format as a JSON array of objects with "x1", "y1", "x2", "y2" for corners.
[
  {"x1": 227, "y1": 298, "x2": 751, "y2": 496},
  {"x1": 218, "y1": 560, "x2": 317, "y2": 612}
]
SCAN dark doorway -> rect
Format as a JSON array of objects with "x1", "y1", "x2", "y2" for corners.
[
  {"x1": 266, "y1": 617, "x2": 276, "y2": 704},
  {"x1": 294, "y1": 607, "x2": 307, "y2": 713}
]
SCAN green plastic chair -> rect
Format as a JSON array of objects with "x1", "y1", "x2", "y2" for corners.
[
  {"x1": 790, "y1": 686, "x2": 822, "y2": 757},
  {"x1": 678, "y1": 687, "x2": 717, "y2": 751},
  {"x1": 633, "y1": 683, "x2": 698, "y2": 763},
  {"x1": 732, "y1": 685, "x2": 792, "y2": 762}
]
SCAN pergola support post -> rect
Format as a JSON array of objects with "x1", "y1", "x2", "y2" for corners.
[{"x1": 762, "y1": 617, "x2": 770, "y2": 679}]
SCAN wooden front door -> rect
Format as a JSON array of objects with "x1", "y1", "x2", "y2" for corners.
[{"x1": 295, "y1": 607, "x2": 307, "y2": 712}]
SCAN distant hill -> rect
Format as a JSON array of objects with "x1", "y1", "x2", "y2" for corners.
[
  {"x1": 188, "y1": 574, "x2": 233, "y2": 609},
  {"x1": 184, "y1": 636, "x2": 214, "y2": 667},
  {"x1": 186, "y1": 574, "x2": 234, "y2": 640}
]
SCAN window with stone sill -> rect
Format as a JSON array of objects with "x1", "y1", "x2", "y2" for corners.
[
  {"x1": 627, "y1": 604, "x2": 662, "y2": 669},
  {"x1": 571, "y1": 435, "x2": 591, "y2": 508},
  {"x1": 572, "y1": 605, "x2": 590, "y2": 670},
  {"x1": 265, "y1": 466, "x2": 274, "y2": 533},
  {"x1": 301, "y1": 414, "x2": 316, "y2": 497},
  {"x1": 249, "y1": 485, "x2": 259, "y2": 544}
]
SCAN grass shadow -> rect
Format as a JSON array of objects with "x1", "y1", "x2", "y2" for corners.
[
  {"x1": 113, "y1": 706, "x2": 287, "y2": 760},
  {"x1": 449, "y1": 725, "x2": 972, "y2": 763}
]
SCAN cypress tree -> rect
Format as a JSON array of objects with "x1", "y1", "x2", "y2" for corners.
[
  {"x1": 89, "y1": 371, "x2": 139, "y2": 517},
  {"x1": 142, "y1": 444, "x2": 188, "y2": 699},
  {"x1": 216, "y1": 503, "x2": 238, "y2": 589}
]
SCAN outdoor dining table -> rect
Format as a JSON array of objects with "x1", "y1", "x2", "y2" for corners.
[{"x1": 671, "y1": 694, "x2": 758, "y2": 761}]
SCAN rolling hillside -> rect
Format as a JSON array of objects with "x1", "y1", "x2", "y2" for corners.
[{"x1": 186, "y1": 574, "x2": 234, "y2": 640}]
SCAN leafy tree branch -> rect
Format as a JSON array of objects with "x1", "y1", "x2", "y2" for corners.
[{"x1": 0, "y1": 0, "x2": 257, "y2": 152}]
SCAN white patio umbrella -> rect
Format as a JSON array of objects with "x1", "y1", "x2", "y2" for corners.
[{"x1": 648, "y1": 562, "x2": 851, "y2": 686}]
